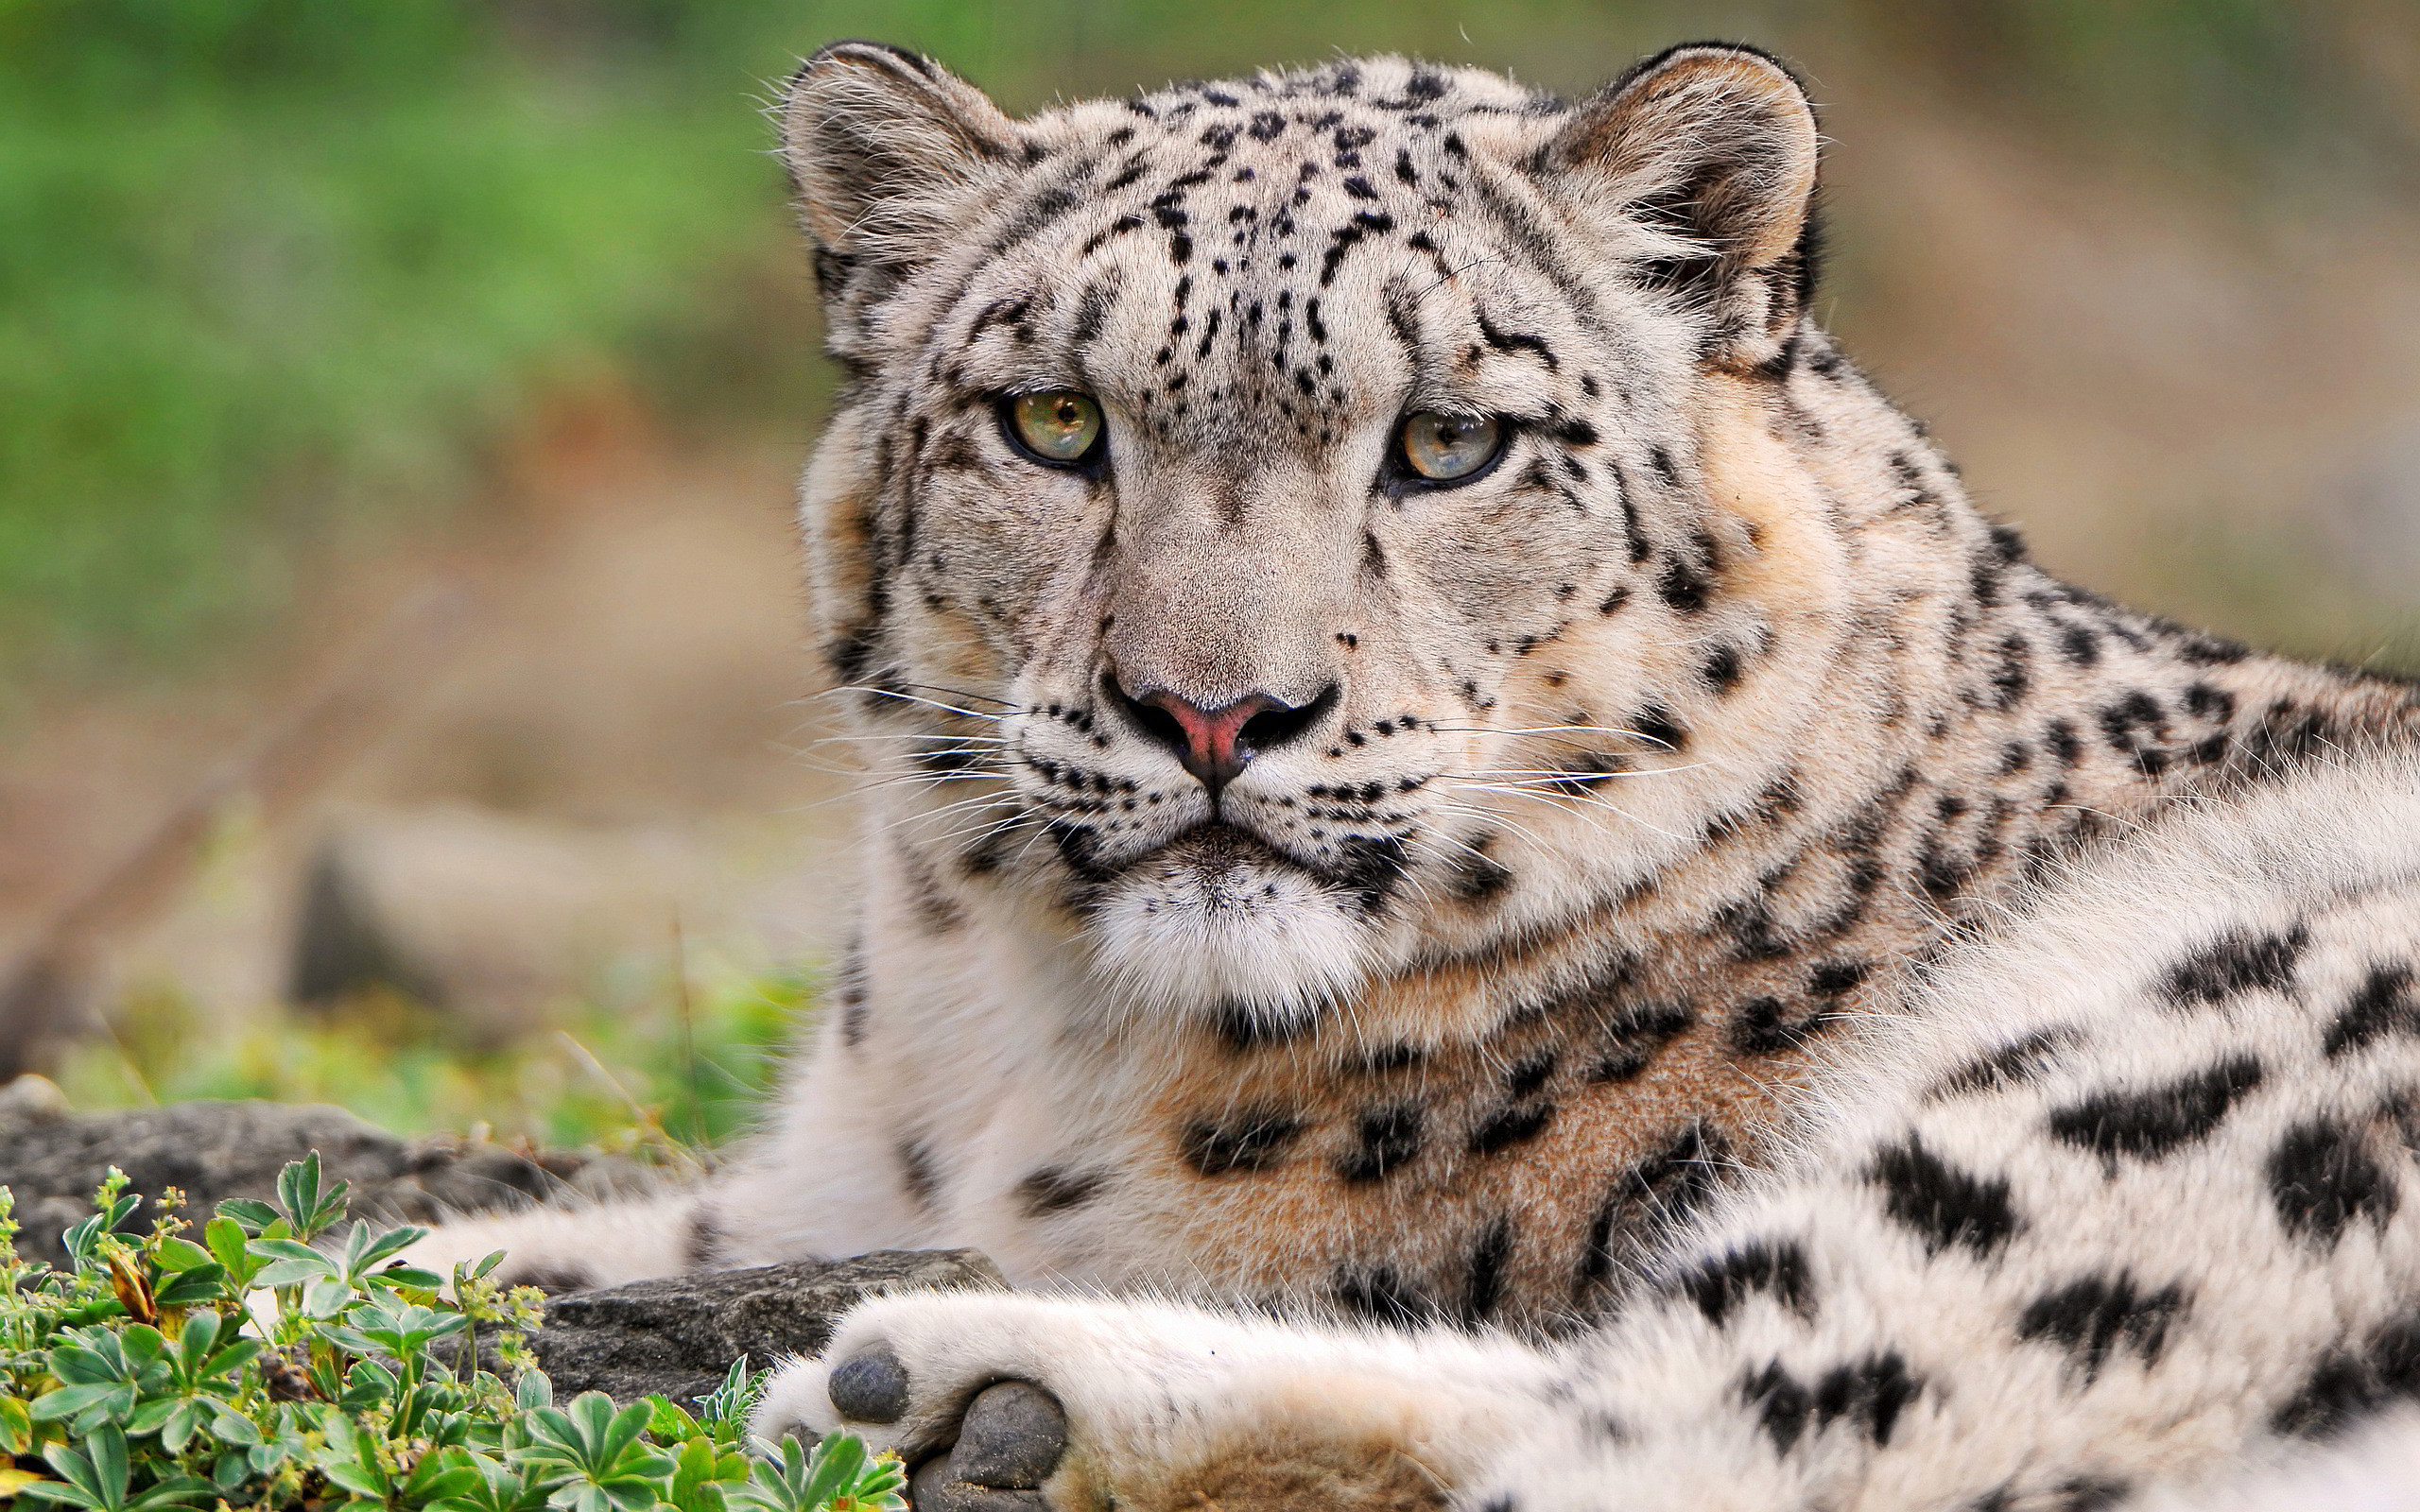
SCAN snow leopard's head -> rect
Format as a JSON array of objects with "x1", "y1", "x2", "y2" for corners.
[{"x1": 783, "y1": 43, "x2": 1826, "y2": 1029}]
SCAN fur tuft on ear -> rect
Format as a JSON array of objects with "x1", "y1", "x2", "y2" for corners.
[
  {"x1": 778, "y1": 43, "x2": 1022, "y2": 336},
  {"x1": 1542, "y1": 43, "x2": 1820, "y2": 373}
]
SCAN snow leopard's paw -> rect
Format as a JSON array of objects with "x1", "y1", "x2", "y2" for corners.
[{"x1": 752, "y1": 1292, "x2": 1555, "y2": 1512}]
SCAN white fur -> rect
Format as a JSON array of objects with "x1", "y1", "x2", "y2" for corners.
[
  {"x1": 1082, "y1": 840, "x2": 1374, "y2": 1022},
  {"x1": 753, "y1": 746, "x2": 2420, "y2": 1511}
]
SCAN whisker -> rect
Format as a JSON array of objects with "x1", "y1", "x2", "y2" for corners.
[
  {"x1": 837, "y1": 749, "x2": 1016, "y2": 774},
  {"x1": 1413, "y1": 826, "x2": 1515, "y2": 881},
  {"x1": 900, "y1": 681, "x2": 1017, "y2": 709},
  {"x1": 792, "y1": 757, "x2": 1011, "y2": 783},
  {"x1": 865, "y1": 794, "x2": 1027, "y2": 839},
  {"x1": 820, "y1": 684, "x2": 1007, "y2": 722},
  {"x1": 1456, "y1": 783, "x2": 1602, "y2": 804},
  {"x1": 1008, "y1": 815, "x2": 1063, "y2": 868},
  {"x1": 1563, "y1": 793, "x2": 1693, "y2": 844},
  {"x1": 1425, "y1": 723, "x2": 1655, "y2": 742},
  {"x1": 853, "y1": 770, "x2": 1009, "y2": 796},
  {"x1": 1429, "y1": 797, "x2": 1553, "y2": 851},
  {"x1": 894, "y1": 808, "x2": 1038, "y2": 852},
  {"x1": 897, "y1": 795, "x2": 1028, "y2": 831},
  {"x1": 959, "y1": 815, "x2": 1046, "y2": 856},
  {"x1": 1449, "y1": 783, "x2": 1693, "y2": 843},
  {"x1": 1458, "y1": 762, "x2": 1715, "y2": 786},
  {"x1": 816, "y1": 765, "x2": 1008, "y2": 795},
  {"x1": 804, "y1": 732, "x2": 1014, "y2": 747},
  {"x1": 785, "y1": 770, "x2": 1005, "y2": 814}
]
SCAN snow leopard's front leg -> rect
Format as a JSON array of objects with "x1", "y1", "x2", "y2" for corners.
[{"x1": 752, "y1": 1293, "x2": 1564, "y2": 1512}]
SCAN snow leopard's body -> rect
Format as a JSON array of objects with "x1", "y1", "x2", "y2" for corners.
[
  {"x1": 768, "y1": 743, "x2": 2420, "y2": 1512},
  {"x1": 409, "y1": 42, "x2": 2420, "y2": 1510}
]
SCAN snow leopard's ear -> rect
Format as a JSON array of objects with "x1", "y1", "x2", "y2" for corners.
[
  {"x1": 779, "y1": 43, "x2": 1022, "y2": 339},
  {"x1": 1541, "y1": 43, "x2": 1820, "y2": 374}
]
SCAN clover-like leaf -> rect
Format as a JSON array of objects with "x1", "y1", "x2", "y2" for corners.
[
  {"x1": 0, "y1": 1392, "x2": 37, "y2": 1454},
  {"x1": 29, "y1": 1383, "x2": 133, "y2": 1433},
  {"x1": 246, "y1": 1238, "x2": 337, "y2": 1290},
  {"x1": 695, "y1": 1358, "x2": 763, "y2": 1447},
  {"x1": 148, "y1": 1264, "x2": 225, "y2": 1309},
  {"x1": 329, "y1": 1293, "x2": 468, "y2": 1360},
  {"x1": 274, "y1": 1153, "x2": 352, "y2": 1243},
  {"x1": 428, "y1": 1449, "x2": 551, "y2": 1512},
  {"x1": 647, "y1": 1395, "x2": 703, "y2": 1445},
  {"x1": 166, "y1": 1309, "x2": 261, "y2": 1391},
  {"x1": 314, "y1": 1411, "x2": 393, "y2": 1501},
  {"x1": 19, "y1": 1424, "x2": 213, "y2": 1512},
  {"x1": 62, "y1": 1178, "x2": 142, "y2": 1272},
  {"x1": 402, "y1": 1444, "x2": 484, "y2": 1504},
  {"x1": 29, "y1": 1432, "x2": 124, "y2": 1512},
  {"x1": 730, "y1": 1435, "x2": 902, "y2": 1512},
  {"x1": 517, "y1": 1392, "x2": 674, "y2": 1512},
  {"x1": 663, "y1": 1434, "x2": 754, "y2": 1512},
  {"x1": 210, "y1": 1199, "x2": 279, "y2": 1236},
  {"x1": 199, "y1": 1216, "x2": 259, "y2": 1289}
]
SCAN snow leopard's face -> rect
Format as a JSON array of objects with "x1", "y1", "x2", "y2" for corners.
[{"x1": 786, "y1": 44, "x2": 1822, "y2": 1028}]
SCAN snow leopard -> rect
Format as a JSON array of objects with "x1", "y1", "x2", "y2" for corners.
[{"x1": 405, "y1": 40, "x2": 2420, "y2": 1512}]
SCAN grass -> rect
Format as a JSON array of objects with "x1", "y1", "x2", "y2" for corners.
[{"x1": 50, "y1": 959, "x2": 812, "y2": 1157}]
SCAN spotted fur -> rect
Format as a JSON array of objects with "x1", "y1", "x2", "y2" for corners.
[
  {"x1": 763, "y1": 744, "x2": 2420, "y2": 1512},
  {"x1": 406, "y1": 41, "x2": 2420, "y2": 1509}
]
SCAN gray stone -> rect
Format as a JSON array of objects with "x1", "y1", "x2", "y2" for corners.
[
  {"x1": 0, "y1": 1088, "x2": 656, "y2": 1267},
  {"x1": 530, "y1": 1250, "x2": 1008, "y2": 1408},
  {"x1": 911, "y1": 1457, "x2": 1047, "y2": 1512},
  {"x1": 0, "y1": 1074, "x2": 69, "y2": 1123}
]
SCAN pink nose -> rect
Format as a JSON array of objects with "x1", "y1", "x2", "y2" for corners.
[
  {"x1": 1108, "y1": 676, "x2": 1336, "y2": 793},
  {"x1": 1137, "y1": 690, "x2": 1284, "y2": 791}
]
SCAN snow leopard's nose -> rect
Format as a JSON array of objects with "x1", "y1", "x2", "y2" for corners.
[{"x1": 1106, "y1": 674, "x2": 1338, "y2": 793}]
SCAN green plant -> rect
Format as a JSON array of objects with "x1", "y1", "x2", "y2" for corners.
[{"x1": 0, "y1": 1157, "x2": 901, "y2": 1512}]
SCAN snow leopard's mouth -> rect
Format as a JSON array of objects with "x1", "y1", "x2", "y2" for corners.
[
  {"x1": 1071, "y1": 822, "x2": 1395, "y2": 1019},
  {"x1": 1105, "y1": 821, "x2": 1409, "y2": 913},
  {"x1": 1152, "y1": 819, "x2": 1267, "y2": 864}
]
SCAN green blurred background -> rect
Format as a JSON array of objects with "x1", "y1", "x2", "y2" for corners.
[{"x1": 2, "y1": 0, "x2": 2416, "y2": 1152}]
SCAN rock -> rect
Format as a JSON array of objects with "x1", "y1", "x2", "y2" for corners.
[
  {"x1": 530, "y1": 1250, "x2": 1008, "y2": 1407},
  {"x1": 0, "y1": 1074, "x2": 70, "y2": 1124},
  {"x1": 0, "y1": 1091, "x2": 658, "y2": 1266},
  {"x1": 289, "y1": 806, "x2": 759, "y2": 1045}
]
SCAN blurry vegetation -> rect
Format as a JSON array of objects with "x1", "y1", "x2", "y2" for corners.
[
  {"x1": 5, "y1": 0, "x2": 2413, "y2": 689},
  {"x1": 1, "y1": 2, "x2": 804, "y2": 685},
  {"x1": 50, "y1": 961, "x2": 805, "y2": 1154}
]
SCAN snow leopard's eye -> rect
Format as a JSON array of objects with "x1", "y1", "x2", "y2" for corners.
[
  {"x1": 1397, "y1": 412, "x2": 1505, "y2": 483},
  {"x1": 1003, "y1": 391, "x2": 1105, "y2": 467}
]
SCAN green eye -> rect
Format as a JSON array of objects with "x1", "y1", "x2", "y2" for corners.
[
  {"x1": 1398, "y1": 411, "x2": 1505, "y2": 482},
  {"x1": 1005, "y1": 391, "x2": 1104, "y2": 465}
]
